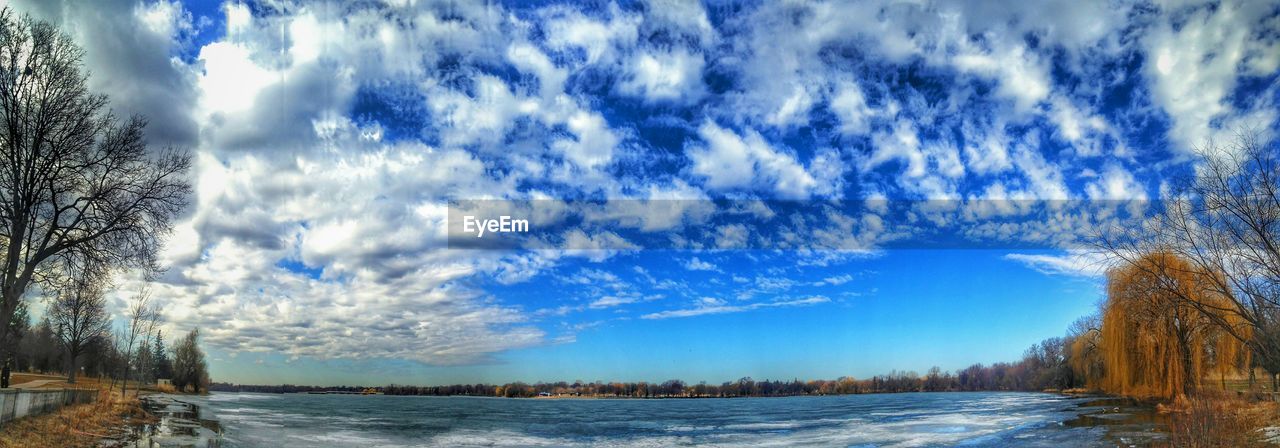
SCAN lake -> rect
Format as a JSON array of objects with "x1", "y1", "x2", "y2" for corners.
[{"x1": 174, "y1": 391, "x2": 1169, "y2": 447}]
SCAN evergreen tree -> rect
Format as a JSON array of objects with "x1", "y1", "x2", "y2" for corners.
[{"x1": 152, "y1": 331, "x2": 174, "y2": 380}]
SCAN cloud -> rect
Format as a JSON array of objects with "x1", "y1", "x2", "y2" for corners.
[
  {"x1": 1085, "y1": 165, "x2": 1148, "y2": 201},
  {"x1": 588, "y1": 293, "x2": 661, "y2": 309},
  {"x1": 687, "y1": 121, "x2": 826, "y2": 199},
  {"x1": 641, "y1": 296, "x2": 831, "y2": 320},
  {"x1": 821, "y1": 274, "x2": 853, "y2": 286},
  {"x1": 1144, "y1": 1, "x2": 1280, "y2": 150},
  {"x1": 12, "y1": 0, "x2": 200, "y2": 146},
  {"x1": 616, "y1": 47, "x2": 706, "y2": 104},
  {"x1": 683, "y1": 257, "x2": 716, "y2": 271},
  {"x1": 17, "y1": 0, "x2": 1277, "y2": 372},
  {"x1": 1004, "y1": 251, "x2": 1109, "y2": 277}
]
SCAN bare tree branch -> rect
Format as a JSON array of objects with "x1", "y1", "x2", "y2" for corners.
[{"x1": 0, "y1": 8, "x2": 192, "y2": 356}]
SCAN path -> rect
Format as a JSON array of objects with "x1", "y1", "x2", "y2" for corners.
[{"x1": 6, "y1": 379, "x2": 56, "y2": 389}]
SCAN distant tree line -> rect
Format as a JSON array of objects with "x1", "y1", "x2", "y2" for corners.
[
  {"x1": 210, "y1": 336, "x2": 1083, "y2": 398},
  {"x1": 208, "y1": 383, "x2": 374, "y2": 394}
]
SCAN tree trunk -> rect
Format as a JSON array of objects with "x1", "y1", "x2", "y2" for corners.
[
  {"x1": 0, "y1": 289, "x2": 17, "y2": 360},
  {"x1": 1179, "y1": 329, "x2": 1197, "y2": 397},
  {"x1": 66, "y1": 353, "x2": 77, "y2": 384},
  {"x1": 120, "y1": 360, "x2": 129, "y2": 399}
]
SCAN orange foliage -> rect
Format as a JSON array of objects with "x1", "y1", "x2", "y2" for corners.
[
  {"x1": 1096, "y1": 252, "x2": 1251, "y2": 399},
  {"x1": 1069, "y1": 328, "x2": 1104, "y2": 390}
]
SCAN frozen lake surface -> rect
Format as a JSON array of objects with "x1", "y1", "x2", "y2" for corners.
[{"x1": 182, "y1": 391, "x2": 1168, "y2": 447}]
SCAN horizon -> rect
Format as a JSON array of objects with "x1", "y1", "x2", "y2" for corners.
[{"x1": 4, "y1": 0, "x2": 1276, "y2": 389}]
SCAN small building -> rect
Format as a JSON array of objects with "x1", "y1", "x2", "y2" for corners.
[{"x1": 157, "y1": 379, "x2": 172, "y2": 386}]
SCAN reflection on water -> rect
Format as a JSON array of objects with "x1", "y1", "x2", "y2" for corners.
[
  {"x1": 165, "y1": 391, "x2": 1172, "y2": 447},
  {"x1": 126, "y1": 395, "x2": 223, "y2": 447},
  {"x1": 1063, "y1": 397, "x2": 1171, "y2": 445}
]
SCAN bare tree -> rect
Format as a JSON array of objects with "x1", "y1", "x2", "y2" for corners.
[
  {"x1": 48, "y1": 266, "x2": 111, "y2": 384},
  {"x1": 0, "y1": 9, "x2": 192, "y2": 357},
  {"x1": 119, "y1": 290, "x2": 158, "y2": 398},
  {"x1": 1096, "y1": 131, "x2": 1280, "y2": 389},
  {"x1": 172, "y1": 327, "x2": 209, "y2": 393}
]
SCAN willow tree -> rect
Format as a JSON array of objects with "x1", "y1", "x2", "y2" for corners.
[
  {"x1": 1099, "y1": 252, "x2": 1251, "y2": 399},
  {"x1": 0, "y1": 8, "x2": 191, "y2": 357},
  {"x1": 1097, "y1": 133, "x2": 1280, "y2": 389},
  {"x1": 1068, "y1": 313, "x2": 1105, "y2": 389}
]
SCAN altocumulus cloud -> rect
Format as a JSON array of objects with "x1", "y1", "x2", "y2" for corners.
[{"x1": 8, "y1": 0, "x2": 1278, "y2": 366}]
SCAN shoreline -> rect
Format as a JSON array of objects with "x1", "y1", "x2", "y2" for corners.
[
  {"x1": 124, "y1": 395, "x2": 222, "y2": 447},
  {"x1": 227, "y1": 388, "x2": 1107, "y2": 401}
]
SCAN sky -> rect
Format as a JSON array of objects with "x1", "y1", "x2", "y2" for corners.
[{"x1": 4, "y1": 0, "x2": 1278, "y2": 386}]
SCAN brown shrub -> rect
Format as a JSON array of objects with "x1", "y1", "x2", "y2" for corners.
[{"x1": 1170, "y1": 395, "x2": 1280, "y2": 447}]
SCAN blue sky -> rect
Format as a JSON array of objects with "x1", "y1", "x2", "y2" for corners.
[
  {"x1": 10, "y1": 0, "x2": 1278, "y2": 386},
  {"x1": 221, "y1": 250, "x2": 1103, "y2": 386}
]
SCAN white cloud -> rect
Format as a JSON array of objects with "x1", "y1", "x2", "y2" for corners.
[
  {"x1": 1085, "y1": 164, "x2": 1147, "y2": 201},
  {"x1": 642, "y1": 0, "x2": 717, "y2": 45},
  {"x1": 822, "y1": 274, "x2": 853, "y2": 286},
  {"x1": 714, "y1": 224, "x2": 750, "y2": 249},
  {"x1": 554, "y1": 111, "x2": 619, "y2": 170},
  {"x1": 641, "y1": 296, "x2": 830, "y2": 320},
  {"x1": 616, "y1": 48, "x2": 706, "y2": 104},
  {"x1": 831, "y1": 80, "x2": 873, "y2": 135},
  {"x1": 1144, "y1": 1, "x2": 1280, "y2": 150},
  {"x1": 688, "y1": 121, "x2": 821, "y2": 199},
  {"x1": 542, "y1": 7, "x2": 640, "y2": 64},
  {"x1": 588, "y1": 292, "x2": 661, "y2": 309},
  {"x1": 507, "y1": 42, "x2": 568, "y2": 99},
  {"x1": 196, "y1": 36, "x2": 274, "y2": 116},
  {"x1": 951, "y1": 43, "x2": 1051, "y2": 113},
  {"x1": 1004, "y1": 251, "x2": 1109, "y2": 277},
  {"x1": 683, "y1": 257, "x2": 716, "y2": 271},
  {"x1": 1011, "y1": 139, "x2": 1071, "y2": 200},
  {"x1": 429, "y1": 75, "x2": 533, "y2": 149},
  {"x1": 1048, "y1": 95, "x2": 1112, "y2": 157},
  {"x1": 865, "y1": 121, "x2": 964, "y2": 198},
  {"x1": 588, "y1": 296, "x2": 633, "y2": 309},
  {"x1": 961, "y1": 119, "x2": 1013, "y2": 175}
]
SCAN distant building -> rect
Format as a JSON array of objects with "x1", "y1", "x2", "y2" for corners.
[{"x1": 157, "y1": 379, "x2": 171, "y2": 386}]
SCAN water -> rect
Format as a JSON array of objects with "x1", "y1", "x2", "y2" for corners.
[
  {"x1": 128, "y1": 396, "x2": 223, "y2": 447},
  {"x1": 174, "y1": 392, "x2": 1169, "y2": 447}
]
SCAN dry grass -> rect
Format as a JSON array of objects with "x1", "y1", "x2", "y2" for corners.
[
  {"x1": 1168, "y1": 392, "x2": 1280, "y2": 447},
  {"x1": 0, "y1": 386, "x2": 152, "y2": 448}
]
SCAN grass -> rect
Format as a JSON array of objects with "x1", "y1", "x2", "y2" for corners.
[
  {"x1": 0, "y1": 371, "x2": 191, "y2": 447},
  {"x1": 0, "y1": 383, "x2": 153, "y2": 448},
  {"x1": 1166, "y1": 391, "x2": 1280, "y2": 447}
]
